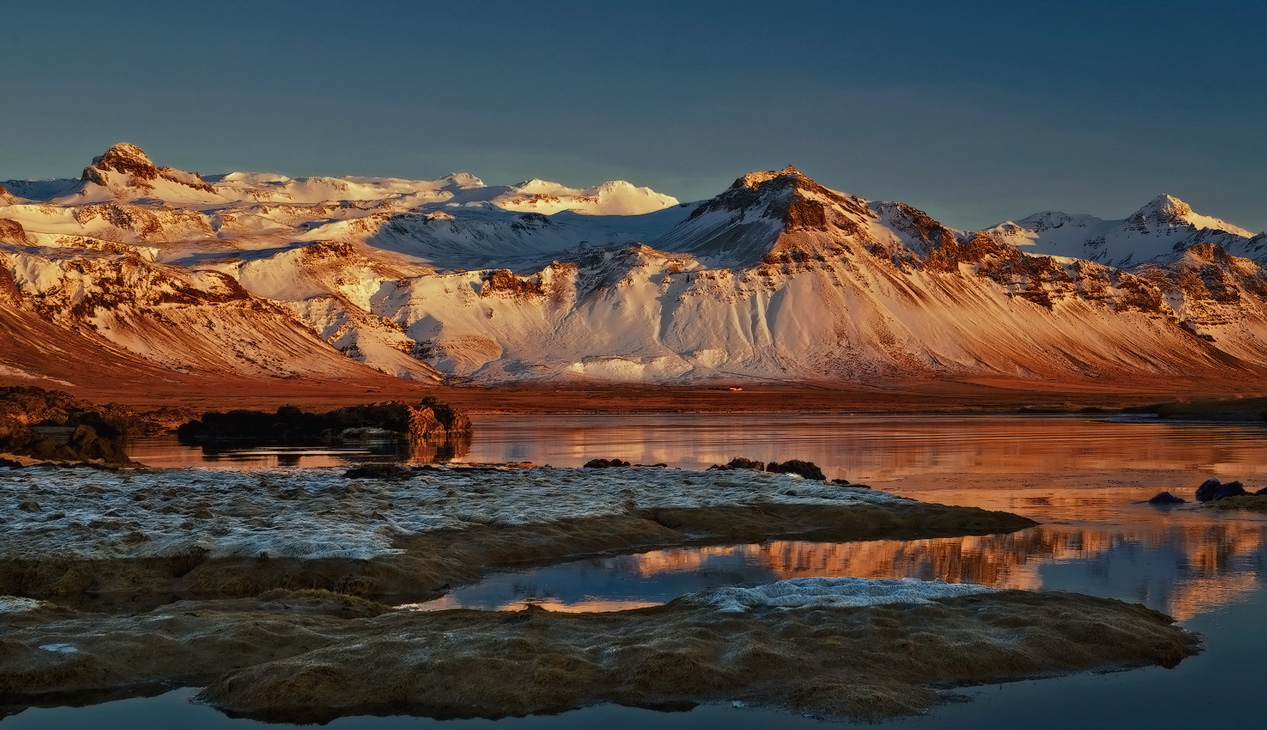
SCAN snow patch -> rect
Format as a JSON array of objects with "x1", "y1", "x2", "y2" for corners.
[
  {"x1": 0, "y1": 596, "x2": 46, "y2": 613},
  {"x1": 691, "y1": 577, "x2": 994, "y2": 613}
]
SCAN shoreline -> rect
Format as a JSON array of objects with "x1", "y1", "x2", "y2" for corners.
[
  {"x1": 0, "y1": 466, "x2": 1035, "y2": 607},
  {"x1": 4, "y1": 373, "x2": 1264, "y2": 417},
  {"x1": 0, "y1": 453, "x2": 1221, "y2": 723}
]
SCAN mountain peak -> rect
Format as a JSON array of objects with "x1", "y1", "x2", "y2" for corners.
[
  {"x1": 77, "y1": 142, "x2": 216, "y2": 196},
  {"x1": 733, "y1": 165, "x2": 805, "y2": 190},
  {"x1": 1134, "y1": 194, "x2": 1193, "y2": 223},
  {"x1": 1125, "y1": 193, "x2": 1252, "y2": 238},
  {"x1": 86, "y1": 143, "x2": 158, "y2": 181}
]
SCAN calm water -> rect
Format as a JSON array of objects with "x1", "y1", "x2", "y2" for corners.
[{"x1": 8, "y1": 414, "x2": 1267, "y2": 727}]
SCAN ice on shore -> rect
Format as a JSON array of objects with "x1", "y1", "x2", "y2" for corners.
[
  {"x1": 691, "y1": 577, "x2": 994, "y2": 613},
  {"x1": 0, "y1": 596, "x2": 46, "y2": 613},
  {"x1": 0, "y1": 467, "x2": 908, "y2": 561}
]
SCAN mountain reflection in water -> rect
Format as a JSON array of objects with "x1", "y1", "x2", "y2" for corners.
[
  {"x1": 398, "y1": 414, "x2": 1267, "y2": 621},
  {"x1": 412, "y1": 518, "x2": 1266, "y2": 621}
]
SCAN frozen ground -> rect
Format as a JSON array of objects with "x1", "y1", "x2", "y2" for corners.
[{"x1": 0, "y1": 466, "x2": 907, "y2": 561}]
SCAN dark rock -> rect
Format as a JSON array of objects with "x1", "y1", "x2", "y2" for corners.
[
  {"x1": 583, "y1": 458, "x2": 631, "y2": 469},
  {"x1": 0, "y1": 386, "x2": 151, "y2": 465},
  {"x1": 767, "y1": 459, "x2": 826, "y2": 481},
  {"x1": 1256, "y1": 487, "x2": 1267, "y2": 496},
  {"x1": 343, "y1": 463, "x2": 413, "y2": 480},
  {"x1": 1195, "y1": 478, "x2": 1221, "y2": 501},
  {"x1": 1146, "y1": 491, "x2": 1186, "y2": 505},
  {"x1": 832, "y1": 478, "x2": 871, "y2": 489},
  {"x1": 177, "y1": 398, "x2": 470, "y2": 462},
  {"x1": 0, "y1": 457, "x2": 22, "y2": 469},
  {"x1": 1195, "y1": 478, "x2": 1248, "y2": 502}
]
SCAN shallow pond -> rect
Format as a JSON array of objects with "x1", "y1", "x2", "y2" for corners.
[{"x1": 7, "y1": 414, "x2": 1267, "y2": 727}]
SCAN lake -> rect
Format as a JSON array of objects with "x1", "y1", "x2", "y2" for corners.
[{"x1": 7, "y1": 414, "x2": 1267, "y2": 728}]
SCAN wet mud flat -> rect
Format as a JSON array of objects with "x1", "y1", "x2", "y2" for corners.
[{"x1": 0, "y1": 465, "x2": 1199, "y2": 721}]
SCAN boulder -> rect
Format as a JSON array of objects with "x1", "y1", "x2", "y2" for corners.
[
  {"x1": 1146, "y1": 491, "x2": 1186, "y2": 505},
  {"x1": 707, "y1": 457, "x2": 766, "y2": 472},
  {"x1": 1195, "y1": 478, "x2": 1248, "y2": 502},
  {"x1": 767, "y1": 460, "x2": 826, "y2": 481},
  {"x1": 583, "y1": 458, "x2": 631, "y2": 469}
]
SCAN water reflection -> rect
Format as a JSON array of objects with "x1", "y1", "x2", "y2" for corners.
[
  {"x1": 128, "y1": 414, "x2": 1267, "y2": 622},
  {"x1": 127, "y1": 437, "x2": 470, "y2": 469},
  {"x1": 409, "y1": 515, "x2": 1267, "y2": 621},
  {"x1": 128, "y1": 415, "x2": 1267, "y2": 492},
  {"x1": 460, "y1": 414, "x2": 1267, "y2": 483}
]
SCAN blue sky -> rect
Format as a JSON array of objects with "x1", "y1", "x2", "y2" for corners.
[{"x1": 3, "y1": 0, "x2": 1264, "y2": 231}]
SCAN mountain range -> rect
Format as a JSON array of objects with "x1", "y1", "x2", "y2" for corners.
[{"x1": 2, "y1": 143, "x2": 1266, "y2": 390}]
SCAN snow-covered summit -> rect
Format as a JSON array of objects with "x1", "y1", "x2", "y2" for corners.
[
  {"x1": 984, "y1": 194, "x2": 1262, "y2": 268},
  {"x1": 490, "y1": 178, "x2": 678, "y2": 215},
  {"x1": 76, "y1": 143, "x2": 219, "y2": 203},
  {"x1": 1124, "y1": 193, "x2": 1252, "y2": 238},
  {"x1": 3, "y1": 144, "x2": 680, "y2": 218}
]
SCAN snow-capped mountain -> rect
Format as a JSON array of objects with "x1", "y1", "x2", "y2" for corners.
[
  {"x1": 985, "y1": 194, "x2": 1266, "y2": 268},
  {"x1": 3, "y1": 144, "x2": 1267, "y2": 388}
]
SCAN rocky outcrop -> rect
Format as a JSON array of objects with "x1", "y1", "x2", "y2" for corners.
[
  {"x1": 81, "y1": 142, "x2": 216, "y2": 194},
  {"x1": 0, "y1": 386, "x2": 155, "y2": 464},
  {"x1": 176, "y1": 399, "x2": 471, "y2": 460},
  {"x1": 708, "y1": 457, "x2": 766, "y2": 471},
  {"x1": 0, "y1": 218, "x2": 28, "y2": 244},
  {"x1": 767, "y1": 459, "x2": 827, "y2": 481},
  {"x1": 583, "y1": 458, "x2": 631, "y2": 468},
  {"x1": 1195, "y1": 478, "x2": 1248, "y2": 502}
]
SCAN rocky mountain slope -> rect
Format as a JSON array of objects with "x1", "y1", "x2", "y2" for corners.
[{"x1": 3, "y1": 144, "x2": 1266, "y2": 388}]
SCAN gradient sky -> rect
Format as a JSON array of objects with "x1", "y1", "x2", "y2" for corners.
[{"x1": 3, "y1": 0, "x2": 1265, "y2": 231}]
